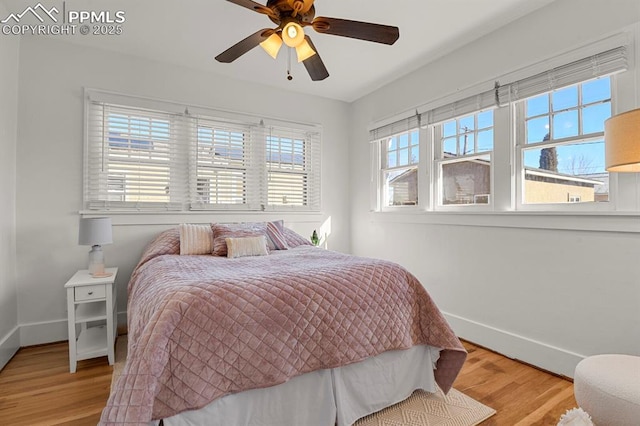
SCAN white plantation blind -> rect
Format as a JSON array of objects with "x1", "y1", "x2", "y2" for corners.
[
  {"x1": 497, "y1": 46, "x2": 628, "y2": 105},
  {"x1": 369, "y1": 114, "x2": 421, "y2": 141},
  {"x1": 190, "y1": 117, "x2": 260, "y2": 210},
  {"x1": 265, "y1": 126, "x2": 321, "y2": 211},
  {"x1": 85, "y1": 102, "x2": 187, "y2": 211},
  {"x1": 420, "y1": 87, "x2": 497, "y2": 125},
  {"x1": 369, "y1": 88, "x2": 496, "y2": 142},
  {"x1": 84, "y1": 90, "x2": 322, "y2": 212}
]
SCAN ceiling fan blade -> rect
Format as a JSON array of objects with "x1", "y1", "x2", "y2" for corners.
[
  {"x1": 225, "y1": 0, "x2": 276, "y2": 18},
  {"x1": 215, "y1": 29, "x2": 271, "y2": 63},
  {"x1": 302, "y1": 36, "x2": 329, "y2": 81},
  {"x1": 312, "y1": 17, "x2": 399, "y2": 45}
]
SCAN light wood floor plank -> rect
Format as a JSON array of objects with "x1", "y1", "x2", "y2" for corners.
[{"x1": 0, "y1": 339, "x2": 577, "y2": 425}]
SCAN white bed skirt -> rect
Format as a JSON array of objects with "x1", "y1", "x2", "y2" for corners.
[{"x1": 156, "y1": 345, "x2": 441, "y2": 426}]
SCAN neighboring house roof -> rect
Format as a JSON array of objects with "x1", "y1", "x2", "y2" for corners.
[
  {"x1": 580, "y1": 173, "x2": 609, "y2": 194},
  {"x1": 524, "y1": 167, "x2": 604, "y2": 188},
  {"x1": 388, "y1": 168, "x2": 417, "y2": 184}
]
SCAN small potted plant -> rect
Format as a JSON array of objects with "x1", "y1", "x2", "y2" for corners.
[{"x1": 311, "y1": 230, "x2": 320, "y2": 246}]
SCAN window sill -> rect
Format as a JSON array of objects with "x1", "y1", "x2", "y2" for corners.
[
  {"x1": 370, "y1": 210, "x2": 640, "y2": 233},
  {"x1": 80, "y1": 210, "x2": 325, "y2": 226}
]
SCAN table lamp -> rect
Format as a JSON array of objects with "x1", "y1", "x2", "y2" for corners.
[
  {"x1": 605, "y1": 108, "x2": 640, "y2": 172},
  {"x1": 78, "y1": 217, "x2": 113, "y2": 277}
]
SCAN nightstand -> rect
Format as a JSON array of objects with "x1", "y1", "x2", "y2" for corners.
[{"x1": 64, "y1": 267, "x2": 118, "y2": 373}]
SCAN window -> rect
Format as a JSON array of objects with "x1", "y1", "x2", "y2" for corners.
[
  {"x1": 85, "y1": 104, "x2": 184, "y2": 210},
  {"x1": 84, "y1": 91, "x2": 321, "y2": 212},
  {"x1": 517, "y1": 77, "x2": 611, "y2": 205},
  {"x1": 368, "y1": 43, "x2": 628, "y2": 214},
  {"x1": 437, "y1": 110, "x2": 493, "y2": 206},
  {"x1": 267, "y1": 131, "x2": 308, "y2": 206},
  {"x1": 193, "y1": 120, "x2": 250, "y2": 208},
  {"x1": 379, "y1": 130, "x2": 419, "y2": 207}
]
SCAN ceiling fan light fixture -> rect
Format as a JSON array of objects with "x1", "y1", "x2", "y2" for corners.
[
  {"x1": 295, "y1": 38, "x2": 316, "y2": 62},
  {"x1": 260, "y1": 33, "x2": 283, "y2": 59},
  {"x1": 282, "y1": 22, "x2": 305, "y2": 48}
]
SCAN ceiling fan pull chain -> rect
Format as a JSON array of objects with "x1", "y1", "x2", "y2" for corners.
[{"x1": 287, "y1": 47, "x2": 293, "y2": 80}]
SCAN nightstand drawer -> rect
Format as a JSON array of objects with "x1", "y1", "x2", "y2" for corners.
[{"x1": 75, "y1": 284, "x2": 106, "y2": 301}]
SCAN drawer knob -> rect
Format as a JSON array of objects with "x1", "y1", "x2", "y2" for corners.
[{"x1": 88, "y1": 291, "x2": 93, "y2": 295}]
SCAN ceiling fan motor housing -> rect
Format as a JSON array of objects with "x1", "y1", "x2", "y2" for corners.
[{"x1": 266, "y1": 0, "x2": 316, "y2": 25}]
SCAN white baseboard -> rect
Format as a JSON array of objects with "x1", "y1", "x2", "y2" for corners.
[
  {"x1": 8, "y1": 311, "x2": 584, "y2": 379},
  {"x1": 20, "y1": 319, "x2": 68, "y2": 347},
  {"x1": 18, "y1": 313, "x2": 128, "y2": 348},
  {"x1": 443, "y1": 311, "x2": 585, "y2": 378},
  {"x1": 0, "y1": 326, "x2": 20, "y2": 371}
]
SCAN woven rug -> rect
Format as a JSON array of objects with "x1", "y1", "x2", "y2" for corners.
[
  {"x1": 353, "y1": 387, "x2": 495, "y2": 426},
  {"x1": 111, "y1": 336, "x2": 495, "y2": 425}
]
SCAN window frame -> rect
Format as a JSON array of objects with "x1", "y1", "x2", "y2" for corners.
[
  {"x1": 85, "y1": 104, "x2": 185, "y2": 211},
  {"x1": 369, "y1": 39, "x2": 632, "y2": 216},
  {"x1": 83, "y1": 90, "x2": 322, "y2": 214},
  {"x1": 433, "y1": 109, "x2": 495, "y2": 211},
  {"x1": 513, "y1": 76, "x2": 616, "y2": 213},
  {"x1": 190, "y1": 119, "x2": 256, "y2": 211},
  {"x1": 266, "y1": 129, "x2": 314, "y2": 209},
  {"x1": 377, "y1": 129, "x2": 421, "y2": 211}
]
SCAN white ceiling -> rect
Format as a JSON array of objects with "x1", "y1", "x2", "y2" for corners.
[{"x1": 3, "y1": 0, "x2": 556, "y2": 102}]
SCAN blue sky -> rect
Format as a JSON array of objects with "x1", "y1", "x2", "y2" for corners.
[{"x1": 523, "y1": 77, "x2": 611, "y2": 175}]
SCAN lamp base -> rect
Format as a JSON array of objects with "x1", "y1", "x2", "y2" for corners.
[
  {"x1": 88, "y1": 245, "x2": 106, "y2": 276},
  {"x1": 91, "y1": 272, "x2": 113, "y2": 278}
]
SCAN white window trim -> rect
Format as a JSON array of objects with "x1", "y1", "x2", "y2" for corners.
[
  {"x1": 513, "y1": 79, "x2": 617, "y2": 213},
  {"x1": 367, "y1": 31, "x2": 637, "y2": 217},
  {"x1": 376, "y1": 128, "x2": 422, "y2": 212},
  {"x1": 369, "y1": 210, "x2": 640, "y2": 234},
  {"x1": 433, "y1": 110, "x2": 495, "y2": 212},
  {"x1": 83, "y1": 89, "x2": 322, "y2": 215}
]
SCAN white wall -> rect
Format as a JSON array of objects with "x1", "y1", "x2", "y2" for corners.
[
  {"x1": 15, "y1": 37, "x2": 350, "y2": 345},
  {"x1": 350, "y1": 0, "x2": 640, "y2": 377},
  {"x1": 0, "y1": 1, "x2": 20, "y2": 369}
]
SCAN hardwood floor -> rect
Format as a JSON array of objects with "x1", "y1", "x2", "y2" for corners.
[
  {"x1": 0, "y1": 338, "x2": 576, "y2": 425},
  {"x1": 456, "y1": 342, "x2": 577, "y2": 425}
]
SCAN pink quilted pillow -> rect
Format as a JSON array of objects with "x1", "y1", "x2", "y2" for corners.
[
  {"x1": 266, "y1": 220, "x2": 289, "y2": 250},
  {"x1": 211, "y1": 221, "x2": 305, "y2": 256},
  {"x1": 281, "y1": 227, "x2": 313, "y2": 248},
  {"x1": 211, "y1": 223, "x2": 265, "y2": 257}
]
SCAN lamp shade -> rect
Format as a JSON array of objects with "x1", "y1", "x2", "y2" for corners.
[
  {"x1": 295, "y1": 38, "x2": 316, "y2": 62},
  {"x1": 78, "y1": 217, "x2": 113, "y2": 246},
  {"x1": 260, "y1": 33, "x2": 283, "y2": 59},
  {"x1": 605, "y1": 108, "x2": 640, "y2": 172},
  {"x1": 282, "y1": 22, "x2": 304, "y2": 48}
]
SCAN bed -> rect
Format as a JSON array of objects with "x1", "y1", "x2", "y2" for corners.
[{"x1": 100, "y1": 224, "x2": 466, "y2": 425}]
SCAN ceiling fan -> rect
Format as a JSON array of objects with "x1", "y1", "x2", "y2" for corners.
[{"x1": 215, "y1": 0, "x2": 400, "y2": 81}]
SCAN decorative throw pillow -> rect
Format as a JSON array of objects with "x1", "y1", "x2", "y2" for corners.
[
  {"x1": 211, "y1": 223, "x2": 266, "y2": 256},
  {"x1": 211, "y1": 221, "x2": 290, "y2": 256},
  {"x1": 281, "y1": 226, "x2": 313, "y2": 248},
  {"x1": 225, "y1": 236, "x2": 269, "y2": 258},
  {"x1": 266, "y1": 220, "x2": 289, "y2": 250},
  {"x1": 179, "y1": 224, "x2": 213, "y2": 255}
]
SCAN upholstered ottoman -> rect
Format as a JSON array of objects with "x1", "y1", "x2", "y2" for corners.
[{"x1": 574, "y1": 354, "x2": 640, "y2": 426}]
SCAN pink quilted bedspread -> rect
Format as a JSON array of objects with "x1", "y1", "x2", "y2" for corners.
[{"x1": 100, "y1": 229, "x2": 466, "y2": 425}]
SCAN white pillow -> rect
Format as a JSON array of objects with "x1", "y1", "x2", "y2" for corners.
[
  {"x1": 225, "y1": 236, "x2": 269, "y2": 258},
  {"x1": 179, "y1": 224, "x2": 213, "y2": 255}
]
